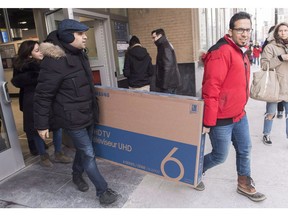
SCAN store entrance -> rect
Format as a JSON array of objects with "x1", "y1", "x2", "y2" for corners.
[
  {"x1": 0, "y1": 59, "x2": 25, "y2": 181},
  {"x1": 45, "y1": 9, "x2": 117, "y2": 88}
]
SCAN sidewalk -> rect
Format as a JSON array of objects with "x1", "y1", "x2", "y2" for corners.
[{"x1": 0, "y1": 64, "x2": 288, "y2": 209}]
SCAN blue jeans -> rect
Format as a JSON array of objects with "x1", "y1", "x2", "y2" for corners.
[
  {"x1": 65, "y1": 125, "x2": 107, "y2": 196},
  {"x1": 33, "y1": 133, "x2": 46, "y2": 155},
  {"x1": 263, "y1": 102, "x2": 288, "y2": 137},
  {"x1": 53, "y1": 128, "x2": 62, "y2": 152},
  {"x1": 203, "y1": 115, "x2": 252, "y2": 176},
  {"x1": 34, "y1": 128, "x2": 63, "y2": 155}
]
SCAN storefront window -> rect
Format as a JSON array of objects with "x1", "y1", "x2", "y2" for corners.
[
  {"x1": 109, "y1": 9, "x2": 127, "y2": 17},
  {"x1": 78, "y1": 17, "x2": 98, "y2": 63},
  {"x1": 45, "y1": 8, "x2": 65, "y2": 33},
  {"x1": 199, "y1": 8, "x2": 232, "y2": 51},
  {"x1": 0, "y1": 9, "x2": 8, "y2": 43},
  {"x1": 0, "y1": 9, "x2": 36, "y2": 44},
  {"x1": 113, "y1": 21, "x2": 129, "y2": 77}
]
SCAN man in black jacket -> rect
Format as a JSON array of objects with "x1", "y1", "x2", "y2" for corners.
[
  {"x1": 123, "y1": 35, "x2": 154, "y2": 91},
  {"x1": 151, "y1": 28, "x2": 182, "y2": 94},
  {"x1": 34, "y1": 19, "x2": 119, "y2": 205}
]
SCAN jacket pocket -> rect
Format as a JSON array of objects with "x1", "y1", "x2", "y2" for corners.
[{"x1": 64, "y1": 102, "x2": 93, "y2": 126}]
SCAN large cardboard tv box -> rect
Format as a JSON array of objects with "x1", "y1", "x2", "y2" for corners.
[{"x1": 93, "y1": 86, "x2": 205, "y2": 187}]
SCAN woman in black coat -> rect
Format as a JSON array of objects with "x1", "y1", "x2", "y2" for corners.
[{"x1": 12, "y1": 40, "x2": 43, "y2": 156}]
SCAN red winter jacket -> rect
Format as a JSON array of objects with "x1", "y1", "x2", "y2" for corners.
[
  {"x1": 202, "y1": 34, "x2": 250, "y2": 127},
  {"x1": 252, "y1": 46, "x2": 262, "y2": 57}
]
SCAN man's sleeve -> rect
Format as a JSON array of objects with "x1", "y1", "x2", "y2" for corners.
[
  {"x1": 202, "y1": 49, "x2": 229, "y2": 127},
  {"x1": 34, "y1": 58, "x2": 63, "y2": 130}
]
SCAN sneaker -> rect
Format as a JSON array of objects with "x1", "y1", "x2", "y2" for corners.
[
  {"x1": 40, "y1": 154, "x2": 53, "y2": 167},
  {"x1": 237, "y1": 176, "x2": 266, "y2": 202},
  {"x1": 99, "y1": 188, "x2": 119, "y2": 205},
  {"x1": 72, "y1": 174, "x2": 89, "y2": 192},
  {"x1": 263, "y1": 135, "x2": 272, "y2": 145},
  {"x1": 194, "y1": 181, "x2": 205, "y2": 191},
  {"x1": 54, "y1": 152, "x2": 73, "y2": 163},
  {"x1": 277, "y1": 111, "x2": 283, "y2": 119}
]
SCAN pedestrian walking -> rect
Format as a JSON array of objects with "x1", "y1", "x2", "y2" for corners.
[
  {"x1": 151, "y1": 28, "x2": 181, "y2": 94},
  {"x1": 12, "y1": 40, "x2": 72, "y2": 167},
  {"x1": 199, "y1": 11, "x2": 266, "y2": 202},
  {"x1": 261, "y1": 22, "x2": 288, "y2": 145},
  {"x1": 34, "y1": 19, "x2": 119, "y2": 205},
  {"x1": 123, "y1": 35, "x2": 154, "y2": 91}
]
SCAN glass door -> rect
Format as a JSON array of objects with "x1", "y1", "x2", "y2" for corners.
[
  {"x1": 0, "y1": 57, "x2": 25, "y2": 181},
  {"x1": 78, "y1": 16, "x2": 117, "y2": 87}
]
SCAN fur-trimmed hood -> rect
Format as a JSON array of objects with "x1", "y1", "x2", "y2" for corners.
[
  {"x1": 40, "y1": 42, "x2": 66, "y2": 59},
  {"x1": 39, "y1": 30, "x2": 66, "y2": 59}
]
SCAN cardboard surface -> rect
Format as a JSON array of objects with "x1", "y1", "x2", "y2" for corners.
[{"x1": 93, "y1": 86, "x2": 205, "y2": 187}]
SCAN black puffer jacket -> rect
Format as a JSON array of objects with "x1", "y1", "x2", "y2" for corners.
[
  {"x1": 34, "y1": 30, "x2": 98, "y2": 130},
  {"x1": 155, "y1": 36, "x2": 182, "y2": 89},
  {"x1": 123, "y1": 44, "x2": 153, "y2": 87},
  {"x1": 11, "y1": 61, "x2": 40, "y2": 133}
]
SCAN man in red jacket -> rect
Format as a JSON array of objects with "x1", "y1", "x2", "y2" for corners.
[
  {"x1": 252, "y1": 42, "x2": 262, "y2": 65},
  {"x1": 198, "y1": 12, "x2": 266, "y2": 202}
]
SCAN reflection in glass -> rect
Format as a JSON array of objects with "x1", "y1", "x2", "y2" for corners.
[
  {"x1": 79, "y1": 17, "x2": 98, "y2": 64},
  {"x1": 45, "y1": 8, "x2": 65, "y2": 33},
  {"x1": 0, "y1": 105, "x2": 10, "y2": 153},
  {"x1": 85, "y1": 27, "x2": 98, "y2": 61}
]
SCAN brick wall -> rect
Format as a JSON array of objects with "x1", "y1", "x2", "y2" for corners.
[{"x1": 127, "y1": 8, "x2": 199, "y2": 64}]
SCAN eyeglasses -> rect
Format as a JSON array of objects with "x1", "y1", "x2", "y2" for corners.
[{"x1": 232, "y1": 28, "x2": 253, "y2": 34}]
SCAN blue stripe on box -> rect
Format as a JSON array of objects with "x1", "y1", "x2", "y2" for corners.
[{"x1": 93, "y1": 125, "x2": 202, "y2": 185}]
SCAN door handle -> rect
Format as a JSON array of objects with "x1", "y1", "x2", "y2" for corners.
[{"x1": 2, "y1": 82, "x2": 11, "y2": 104}]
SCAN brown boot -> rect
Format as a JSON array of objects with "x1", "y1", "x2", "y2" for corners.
[
  {"x1": 40, "y1": 153, "x2": 53, "y2": 167},
  {"x1": 54, "y1": 151, "x2": 73, "y2": 163},
  {"x1": 237, "y1": 175, "x2": 266, "y2": 202}
]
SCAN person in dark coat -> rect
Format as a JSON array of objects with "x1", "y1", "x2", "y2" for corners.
[
  {"x1": 33, "y1": 19, "x2": 119, "y2": 205},
  {"x1": 11, "y1": 40, "x2": 72, "y2": 166},
  {"x1": 11, "y1": 44, "x2": 40, "y2": 156},
  {"x1": 123, "y1": 35, "x2": 154, "y2": 91},
  {"x1": 151, "y1": 28, "x2": 182, "y2": 94}
]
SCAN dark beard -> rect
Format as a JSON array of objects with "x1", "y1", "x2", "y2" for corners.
[{"x1": 236, "y1": 41, "x2": 247, "y2": 47}]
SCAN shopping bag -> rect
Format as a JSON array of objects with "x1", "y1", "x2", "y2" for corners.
[{"x1": 250, "y1": 67, "x2": 280, "y2": 102}]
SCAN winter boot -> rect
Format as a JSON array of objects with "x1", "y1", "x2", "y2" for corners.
[
  {"x1": 72, "y1": 174, "x2": 89, "y2": 192},
  {"x1": 40, "y1": 153, "x2": 53, "y2": 167},
  {"x1": 237, "y1": 175, "x2": 266, "y2": 202},
  {"x1": 54, "y1": 151, "x2": 73, "y2": 163}
]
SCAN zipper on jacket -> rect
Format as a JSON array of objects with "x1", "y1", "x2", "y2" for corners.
[
  {"x1": 72, "y1": 78, "x2": 80, "y2": 97},
  {"x1": 244, "y1": 61, "x2": 249, "y2": 103}
]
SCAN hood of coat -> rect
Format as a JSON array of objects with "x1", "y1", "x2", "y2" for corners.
[
  {"x1": 40, "y1": 31, "x2": 66, "y2": 59},
  {"x1": 40, "y1": 42, "x2": 66, "y2": 59},
  {"x1": 267, "y1": 30, "x2": 276, "y2": 43},
  {"x1": 40, "y1": 30, "x2": 85, "y2": 60},
  {"x1": 128, "y1": 45, "x2": 149, "y2": 60}
]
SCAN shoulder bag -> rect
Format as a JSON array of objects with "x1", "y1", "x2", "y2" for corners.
[{"x1": 250, "y1": 66, "x2": 280, "y2": 102}]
